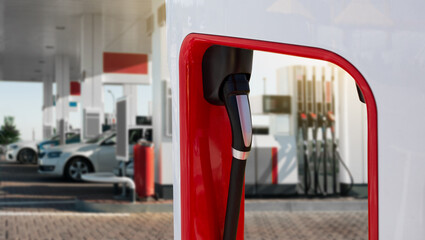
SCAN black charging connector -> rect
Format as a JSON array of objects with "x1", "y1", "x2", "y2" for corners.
[
  {"x1": 221, "y1": 74, "x2": 252, "y2": 153},
  {"x1": 202, "y1": 46, "x2": 253, "y2": 240}
]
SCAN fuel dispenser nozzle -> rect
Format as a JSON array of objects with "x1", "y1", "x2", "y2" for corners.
[{"x1": 202, "y1": 46, "x2": 253, "y2": 240}]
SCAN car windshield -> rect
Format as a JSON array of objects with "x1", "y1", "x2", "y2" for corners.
[{"x1": 85, "y1": 131, "x2": 114, "y2": 144}]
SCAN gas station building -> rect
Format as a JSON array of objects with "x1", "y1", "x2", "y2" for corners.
[{"x1": 0, "y1": 0, "x2": 173, "y2": 197}]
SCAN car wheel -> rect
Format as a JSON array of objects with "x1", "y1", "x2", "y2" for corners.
[
  {"x1": 18, "y1": 148, "x2": 37, "y2": 164},
  {"x1": 65, "y1": 158, "x2": 93, "y2": 182}
]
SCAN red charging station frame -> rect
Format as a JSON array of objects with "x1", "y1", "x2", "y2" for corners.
[{"x1": 179, "y1": 33, "x2": 378, "y2": 240}]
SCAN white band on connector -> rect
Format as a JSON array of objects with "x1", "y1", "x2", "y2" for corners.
[{"x1": 232, "y1": 148, "x2": 250, "y2": 160}]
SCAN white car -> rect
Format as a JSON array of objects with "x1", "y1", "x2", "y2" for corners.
[
  {"x1": 5, "y1": 131, "x2": 80, "y2": 164},
  {"x1": 38, "y1": 127, "x2": 147, "y2": 181},
  {"x1": 5, "y1": 141, "x2": 38, "y2": 164}
]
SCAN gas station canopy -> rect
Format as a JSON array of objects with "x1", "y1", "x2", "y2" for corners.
[{"x1": 0, "y1": 0, "x2": 152, "y2": 82}]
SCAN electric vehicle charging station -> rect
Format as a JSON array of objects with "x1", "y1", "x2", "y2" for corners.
[
  {"x1": 173, "y1": 33, "x2": 375, "y2": 239},
  {"x1": 168, "y1": 0, "x2": 390, "y2": 233}
]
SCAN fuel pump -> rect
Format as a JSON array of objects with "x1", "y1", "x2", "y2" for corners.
[
  {"x1": 297, "y1": 69, "x2": 310, "y2": 195},
  {"x1": 202, "y1": 46, "x2": 253, "y2": 240},
  {"x1": 327, "y1": 70, "x2": 338, "y2": 194},
  {"x1": 327, "y1": 69, "x2": 354, "y2": 195},
  {"x1": 319, "y1": 67, "x2": 329, "y2": 195},
  {"x1": 308, "y1": 67, "x2": 319, "y2": 195}
]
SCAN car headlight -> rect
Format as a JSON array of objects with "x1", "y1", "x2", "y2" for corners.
[{"x1": 47, "y1": 151, "x2": 62, "y2": 158}]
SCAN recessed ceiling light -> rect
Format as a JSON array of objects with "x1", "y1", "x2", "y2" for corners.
[
  {"x1": 56, "y1": 26, "x2": 66, "y2": 30},
  {"x1": 46, "y1": 45, "x2": 54, "y2": 49}
]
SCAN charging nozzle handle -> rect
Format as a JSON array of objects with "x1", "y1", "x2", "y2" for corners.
[
  {"x1": 221, "y1": 74, "x2": 252, "y2": 156},
  {"x1": 221, "y1": 74, "x2": 252, "y2": 240}
]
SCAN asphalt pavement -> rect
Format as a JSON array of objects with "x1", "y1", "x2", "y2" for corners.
[{"x1": 0, "y1": 160, "x2": 368, "y2": 240}]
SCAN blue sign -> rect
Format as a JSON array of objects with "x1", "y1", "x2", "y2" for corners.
[{"x1": 69, "y1": 102, "x2": 78, "y2": 107}]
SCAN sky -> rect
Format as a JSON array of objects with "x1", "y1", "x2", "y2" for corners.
[
  {"x1": 0, "y1": 82, "x2": 43, "y2": 141},
  {"x1": 0, "y1": 50, "x2": 327, "y2": 141}
]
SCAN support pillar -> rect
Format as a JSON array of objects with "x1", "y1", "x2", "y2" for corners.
[
  {"x1": 55, "y1": 55, "x2": 70, "y2": 145},
  {"x1": 151, "y1": 0, "x2": 173, "y2": 198},
  {"x1": 42, "y1": 75, "x2": 54, "y2": 139},
  {"x1": 123, "y1": 84, "x2": 138, "y2": 126},
  {"x1": 80, "y1": 14, "x2": 104, "y2": 139}
]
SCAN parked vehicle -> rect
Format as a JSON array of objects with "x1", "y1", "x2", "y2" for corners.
[
  {"x1": 6, "y1": 141, "x2": 38, "y2": 164},
  {"x1": 5, "y1": 131, "x2": 80, "y2": 164},
  {"x1": 38, "y1": 127, "x2": 148, "y2": 181}
]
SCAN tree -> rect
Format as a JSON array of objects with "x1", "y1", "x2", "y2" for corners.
[{"x1": 0, "y1": 116, "x2": 20, "y2": 145}]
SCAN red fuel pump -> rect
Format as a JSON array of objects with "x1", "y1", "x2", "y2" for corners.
[{"x1": 133, "y1": 140, "x2": 155, "y2": 199}]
